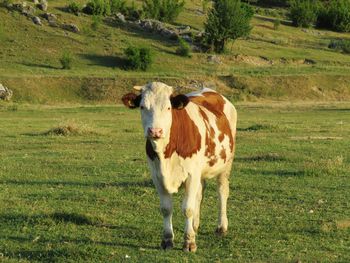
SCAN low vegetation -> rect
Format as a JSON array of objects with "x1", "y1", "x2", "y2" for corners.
[
  {"x1": 142, "y1": 0, "x2": 185, "y2": 23},
  {"x1": 328, "y1": 39, "x2": 350, "y2": 54},
  {"x1": 59, "y1": 51, "x2": 73, "y2": 69},
  {"x1": 124, "y1": 46, "x2": 153, "y2": 71},
  {"x1": 67, "y1": 1, "x2": 80, "y2": 15},
  {"x1": 176, "y1": 38, "x2": 191, "y2": 57},
  {"x1": 42, "y1": 120, "x2": 98, "y2": 136},
  {"x1": 0, "y1": 103, "x2": 349, "y2": 261}
]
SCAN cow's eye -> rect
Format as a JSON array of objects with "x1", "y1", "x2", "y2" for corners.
[{"x1": 167, "y1": 107, "x2": 171, "y2": 110}]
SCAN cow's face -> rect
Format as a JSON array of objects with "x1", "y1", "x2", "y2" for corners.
[{"x1": 122, "y1": 82, "x2": 189, "y2": 140}]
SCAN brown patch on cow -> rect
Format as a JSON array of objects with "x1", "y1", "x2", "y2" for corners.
[
  {"x1": 220, "y1": 147, "x2": 226, "y2": 162},
  {"x1": 190, "y1": 92, "x2": 234, "y2": 152},
  {"x1": 146, "y1": 139, "x2": 158, "y2": 160},
  {"x1": 198, "y1": 108, "x2": 217, "y2": 166},
  {"x1": 164, "y1": 109, "x2": 201, "y2": 159},
  {"x1": 121, "y1": 93, "x2": 141, "y2": 108}
]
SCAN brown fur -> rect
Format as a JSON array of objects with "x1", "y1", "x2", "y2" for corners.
[
  {"x1": 220, "y1": 147, "x2": 227, "y2": 162},
  {"x1": 198, "y1": 108, "x2": 217, "y2": 166},
  {"x1": 164, "y1": 109, "x2": 201, "y2": 159},
  {"x1": 189, "y1": 92, "x2": 234, "y2": 152}
]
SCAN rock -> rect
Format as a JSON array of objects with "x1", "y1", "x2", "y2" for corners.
[
  {"x1": 0, "y1": 84, "x2": 13, "y2": 101},
  {"x1": 37, "y1": 0, "x2": 48, "y2": 11},
  {"x1": 207, "y1": 55, "x2": 221, "y2": 64},
  {"x1": 160, "y1": 28, "x2": 178, "y2": 39},
  {"x1": 116, "y1": 12, "x2": 126, "y2": 23},
  {"x1": 32, "y1": 16, "x2": 42, "y2": 25},
  {"x1": 42, "y1": 13, "x2": 58, "y2": 27},
  {"x1": 177, "y1": 25, "x2": 191, "y2": 33},
  {"x1": 62, "y1": 23, "x2": 80, "y2": 33},
  {"x1": 181, "y1": 35, "x2": 192, "y2": 43},
  {"x1": 12, "y1": 2, "x2": 27, "y2": 12}
]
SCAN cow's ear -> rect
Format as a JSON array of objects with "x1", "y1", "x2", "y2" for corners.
[
  {"x1": 170, "y1": 94, "x2": 189, "y2": 110},
  {"x1": 121, "y1": 93, "x2": 141, "y2": 109}
]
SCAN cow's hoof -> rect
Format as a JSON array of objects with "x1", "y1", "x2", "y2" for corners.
[
  {"x1": 215, "y1": 227, "x2": 227, "y2": 237},
  {"x1": 161, "y1": 239, "x2": 174, "y2": 250},
  {"x1": 183, "y1": 241, "x2": 197, "y2": 252}
]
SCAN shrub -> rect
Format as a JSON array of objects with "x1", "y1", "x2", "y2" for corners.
[
  {"x1": 273, "y1": 18, "x2": 280, "y2": 30},
  {"x1": 67, "y1": 1, "x2": 80, "y2": 15},
  {"x1": 143, "y1": 0, "x2": 185, "y2": 23},
  {"x1": 328, "y1": 39, "x2": 350, "y2": 54},
  {"x1": 91, "y1": 15, "x2": 102, "y2": 30},
  {"x1": 203, "y1": 0, "x2": 253, "y2": 53},
  {"x1": 288, "y1": 0, "x2": 319, "y2": 28},
  {"x1": 110, "y1": 0, "x2": 126, "y2": 14},
  {"x1": 125, "y1": 1, "x2": 143, "y2": 20},
  {"x1": 83, "y1": 0, "x2": 110, "y2": 15},
  {"x1": 176, "y1": 38, "x2": 191, "y2": 57},
  {"x1": 317, "y1": 0, "x2": 350, "y2": 32},
  {"x1": 124, "y1": 46, "x2": 153, "y2": 71},
  {"x1": 60, "y1": 51, "x2": 73, "y2": 69}
]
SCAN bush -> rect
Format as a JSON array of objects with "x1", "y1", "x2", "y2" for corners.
[
  {"x1": 273, "y1": 18, "x2": 280, "y2": 30},
  {"x1": 67, "y1": 1, "x2": 80, "y2": 15},
  {"x1": 328, "y1": 39, "x2": 350, "y2": 54},
  {"x1": 203, "y1": 0, "x2": 253, "y2": 53},
  {"x1": 91, "y1": 15, "x2": 102, "y2": 30},
  {"x1": 83, "y1": 0, "x2": 110, "y2": 15},
  {"x1": 143, "y1": 0, "x2": 185, "y2": 23},
  {"x1": 125, "y1": 1, "x2": 143, "y2": 20},
  {"x1": 176, "y1": 38, "x2": 191, "y2": 57},
  {"x1": 317, "y1": 0, "x2": 350, "y2": 32},
  {"x1": 288, "y1": 0, "x2": 319, "y2": 28},
  {"x1": 110, "y1": 0, "x2": 126, "y2": 14},
  {"x1": 124, "y1": 46, "x2": 153, "y2": 70},
  {"x1": 60, "y1": 51, "x2": 73, "y2": 69}
]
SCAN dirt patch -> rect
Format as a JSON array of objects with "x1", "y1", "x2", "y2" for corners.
[{"x1": 232, "y1": 54, "x2": 273, "y2": 66}]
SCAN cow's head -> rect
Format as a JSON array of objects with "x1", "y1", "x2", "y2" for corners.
[{"x1": 122, "y1": 82, "x2": 189, "y2": 140}]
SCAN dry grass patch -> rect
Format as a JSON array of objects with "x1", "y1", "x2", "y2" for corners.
[{"x1": 42, "y1": 120, "x2": 98, "y2": 136}]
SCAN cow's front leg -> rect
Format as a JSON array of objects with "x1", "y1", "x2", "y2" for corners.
[
  {"x1": 182, "y1": 174, "x2": 201, "y2": 252},
  {"x1": 159, "y1": 192, "x2": 174, "y2": 250}
]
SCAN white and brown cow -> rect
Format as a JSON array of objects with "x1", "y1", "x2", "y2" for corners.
[{"x1": 122, "y1": 82, "x2": 237, "y2": 252}]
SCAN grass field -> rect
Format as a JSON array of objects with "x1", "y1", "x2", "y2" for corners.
[
  {"x1": 1, "y1": 0, "x2": 350, "y2": 103},
  {"x1": 0, "y1": 102, "x2": 349, "y2": 262}
]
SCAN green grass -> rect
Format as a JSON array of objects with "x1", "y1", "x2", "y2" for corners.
[
  {"x1": 0, "y1": 102, "x2": 349, "y2": 262},
  {"x1": 0, "y1": 0, "x2": 350, "y2": 79}
]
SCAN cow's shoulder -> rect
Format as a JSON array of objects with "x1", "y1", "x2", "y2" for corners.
[{"x1": 187, "y1": 89, "x2": 225, "y2": 117}]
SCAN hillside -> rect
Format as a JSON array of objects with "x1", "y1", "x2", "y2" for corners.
[{"x1": 0, "y1": 0, "x2": 350, "y2": 103}]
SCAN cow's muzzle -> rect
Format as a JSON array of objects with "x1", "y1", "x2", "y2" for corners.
[{"x1": 148, "y1": 128, "x2": 163, "y2": 139}]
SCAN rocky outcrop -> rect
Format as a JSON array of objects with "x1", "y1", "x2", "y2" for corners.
[
  {"x1": 32, "y1": 16, "x2": 42, "y2": 25},
  {"x1": 62, "y1": 23, "x2": 80, "y2": 33},
  {"x1": 0, "y1": 84, "x2": 13, "y2": 101},
  {"x1": 37, "y1": 0, "x2": 47, "y2": 11}
]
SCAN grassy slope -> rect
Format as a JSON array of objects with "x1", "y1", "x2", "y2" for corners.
[
  {"x1": 0, "y1": 102, "x2": 349, "y2": 262},
  {"x1": 0, "y1": 0, "x2": 350, "y2": 102}
]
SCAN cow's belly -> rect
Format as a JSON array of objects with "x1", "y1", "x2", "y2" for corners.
[{"x1": 201, "y1": 158, "x2": 232, "y2": 179}]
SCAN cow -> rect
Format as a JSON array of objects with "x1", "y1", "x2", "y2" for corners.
[{"x1": 122, "y1": 82, "x2": 237, "y2": 252}]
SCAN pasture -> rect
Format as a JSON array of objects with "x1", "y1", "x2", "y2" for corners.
[{"x1": 0, "y1": 102, "x2": 349, "y2": 262}]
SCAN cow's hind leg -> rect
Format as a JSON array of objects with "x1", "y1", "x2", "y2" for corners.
[
  {"x1": 216, "y1": 170, "x2": 230, "y2": 236},
  {"x1": 182, "y1": 174, "x2": 201, "y2": 252},
  {"x1": 193, "y1": 180, "x2": 205, "y2": 233}
]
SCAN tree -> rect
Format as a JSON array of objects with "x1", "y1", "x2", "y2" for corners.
[
  {"x1": 203, "y1": 0, "x2": 253, "y2": 53},
  {"x1": 288, "y1": 0, "x2": 319, "y2": 28}
]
